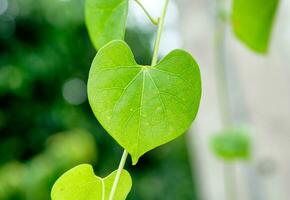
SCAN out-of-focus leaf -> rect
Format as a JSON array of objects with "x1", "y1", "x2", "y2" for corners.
[
  {"x1": 0, "y1": 162, "x2": 24, "y2": 199},
  {"x1": 210, "y1": 128, "x2": 251, "y2": 161},
  {"x1": 88, "y1": 40, "x2": 202, "y2": 164},
  {"x1": 0, "y1": 130, "x2": 98, "y2": 200},
  {"x1": 85, "y1": 0, "x2": 129, "y2": 50},
  {"x1": 51, "y1": 164, "x2": 132, "y2": 200},
  {"x1": 231, "y1": 0, "x2": 279, "y2": 53}
]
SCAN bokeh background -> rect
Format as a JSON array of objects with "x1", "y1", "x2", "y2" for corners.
[{"x1": 0, "y1": 0, "x2": 289, "y2": 199}]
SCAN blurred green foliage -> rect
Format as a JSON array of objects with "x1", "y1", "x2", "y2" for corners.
[
  {"x1": 210, "y1": 128, "x2": 251, "y2": 161},
  {"x1": 232, "y1": 0, "x2": 279, "y2": 53},
  {"x1": 0, "y1": 130, "x2": 97, "y2": 200},
  {"x1": 0, "y1": 0, "x2": 197, "y2": 199}
]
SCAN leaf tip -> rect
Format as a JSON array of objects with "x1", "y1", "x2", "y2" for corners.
[{"x1": 131, "y1": 155, "x2": 140, "y2": 166}]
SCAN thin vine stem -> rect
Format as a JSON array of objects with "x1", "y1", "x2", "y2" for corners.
[
  {"x1": 151, "y1": 0, "x2": 169, "y2": 66},
  {"x1": 108, "y1": 150, "x2": 128, "y2": 200},
  {"x1": 133, "y1": 0, "x2": 159, "y2": 25}
]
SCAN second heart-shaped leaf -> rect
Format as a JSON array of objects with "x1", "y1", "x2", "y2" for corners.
[
  {"x1": 88, "y1": 40, "x2": 202, "y2": 164},
  {"x1": 51, "y1": 164, "x2": 132, "y2": 200},
  {"x1": 85, "y1": 0, "x2": 129, "y2": 50}
]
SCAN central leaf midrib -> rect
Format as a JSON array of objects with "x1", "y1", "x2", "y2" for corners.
[
  {"x1": 136, "y1": 70, "x2": 146, "y2": 157},
  {"x1": 147, "y1": 71, "x2": 168, "y2": 134},
  {"x1": 106, "y1": 64, "x2": 194, "y2": 157},
  {"x1": 111, "y1": 66, "x2": 191, "y2": 156}
]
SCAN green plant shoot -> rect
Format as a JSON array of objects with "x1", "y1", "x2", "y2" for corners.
[{"x1": 52, "y1": 0, "x2": 202, "y2": 199}]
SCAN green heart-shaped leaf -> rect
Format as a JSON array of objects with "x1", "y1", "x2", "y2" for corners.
[
  {"x1": 51, "y1": 164, "x2": 132, "y2": 200},
  {"x1": 85, "y1": 0, "x2": 129, "y2": 50},
  {"x1": 88, "y1": 40, "x2": 202, "y2": 164}
]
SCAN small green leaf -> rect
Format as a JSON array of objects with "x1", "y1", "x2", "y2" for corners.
[
  {"x1": 231, "y1": 0, "x2": 279, "y2": 53},
  {"x1": 51, "y1": 164, "x2": 132, "y2": 200},
  {"x1": 85, "y1": 0, "x2": 129, "y2": 50},
  {"x1": 88, "y1": 40, "x2": 202, "y2": 164},
  {"x1": 210, "y1": 129, "x2": 251, "y2": 161}
]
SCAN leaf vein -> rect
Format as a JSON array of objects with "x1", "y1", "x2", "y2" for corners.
[
  {"x1": 136, "y1": 71, "x2": 146, "y2": 157},
  {"x1": 110, "y1": 70, "x2": 142, "y2": 120},
  {"x1": 159, "y1": 91, "x2": 188, "y2": 111},
  {"x1": 151, "y1": 68, "x2": 193, "y2": 89}
]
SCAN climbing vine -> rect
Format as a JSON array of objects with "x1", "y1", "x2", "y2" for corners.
[{"x1": 51, "y1": 0, "x2": 202, "y2": 199}]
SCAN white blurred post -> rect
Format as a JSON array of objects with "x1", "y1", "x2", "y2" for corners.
[{"x1": 177, "y1": 0, "x2": 290, "y2": 199}]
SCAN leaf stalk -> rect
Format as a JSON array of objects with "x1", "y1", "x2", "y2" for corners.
[
  {"x1": 133, "y1": 0, "x2": 159, "y2": 25},
  {"x1": 151, "y1": 0, "x2": 169, "y2": 66},
  {"x1": 108, "y1": 150, "x2": 128, "y2": 200}
]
